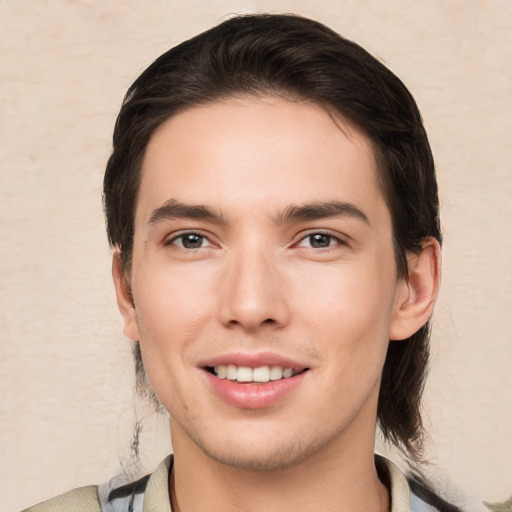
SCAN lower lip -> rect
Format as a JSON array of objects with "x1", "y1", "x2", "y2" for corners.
[{"x1": 204, "y1": 371, "x2": 307, "y2": 409}]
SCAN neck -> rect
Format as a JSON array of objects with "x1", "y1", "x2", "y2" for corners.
[{"x1": 169, "y1": 419, "x2": 389, "y2": 512}]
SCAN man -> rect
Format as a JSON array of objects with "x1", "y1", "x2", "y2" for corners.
[{"x1": 25, "y1": 13, "x2": 480, "y2": 512}]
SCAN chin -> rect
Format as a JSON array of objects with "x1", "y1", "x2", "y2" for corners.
[
  {"x1": 181, "y1": 421, "x2": 336, "y2": 472},
  {"x1": 199, "y1": 442, "x2": 311, "y2": 472}
]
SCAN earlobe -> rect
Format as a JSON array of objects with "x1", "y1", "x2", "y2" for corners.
[
  {"x1": 390, "y1": 238, "x2": 441, "y2": 341},
  {"x1": 112, "y1": 250, "x2": 140, "y2": 341}
]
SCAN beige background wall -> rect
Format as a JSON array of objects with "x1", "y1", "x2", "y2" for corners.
[{"x1": 1, "y1": 1, "x2": 510, "y2": 510}]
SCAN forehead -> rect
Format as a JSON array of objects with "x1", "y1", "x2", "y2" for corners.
[{"x1": 137, "y1": 96, "x2": 388, "y2": 226}]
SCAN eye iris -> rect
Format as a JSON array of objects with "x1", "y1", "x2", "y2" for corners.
[
  {"x1": 310, "y1": 233, "x2": 331, "y2": 248},
  {"x1": 182, "y1": 234, "x2": 203, "y2": 249}
]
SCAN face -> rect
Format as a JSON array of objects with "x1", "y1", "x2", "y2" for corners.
[{"x1": 116, "y1": 96, "x2": 411, "y2": 470}]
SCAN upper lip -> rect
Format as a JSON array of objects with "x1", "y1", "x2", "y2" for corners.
[{"x1": 199, "y1": 351, "x2": 310, "y2": 371}]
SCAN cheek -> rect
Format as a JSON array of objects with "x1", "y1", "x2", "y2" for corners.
[
  {"x1": 293, "y1": 260, "x2": 397, "y2": 330},
  {"x1": 131, "y1": 270, "x2": 211, "y2": 412},
  {"x1": 134, "y1": 263, "x2": 216, "y2": 329},
  {"x1": 290, "y1": 259, "x2": 397, "y2": 382}
]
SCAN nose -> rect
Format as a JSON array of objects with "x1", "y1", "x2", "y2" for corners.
[{"x1": 218, "y1": 248, "x2": 290, "y2": 332}]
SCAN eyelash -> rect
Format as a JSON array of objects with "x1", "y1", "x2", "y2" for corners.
[
  {"x1": 166, "y1": 231, "x2": 216, "y2": 250},
  {"x1": 294, "y1": 231, "x2": 348, "y2": 250},
  {"x1": 165, "y1": 230, "x2": 347, "y2": 251}
]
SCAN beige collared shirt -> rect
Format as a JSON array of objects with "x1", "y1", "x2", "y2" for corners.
[{"x1": 24, "y1": 454, "x2": 416, "y2": 512}]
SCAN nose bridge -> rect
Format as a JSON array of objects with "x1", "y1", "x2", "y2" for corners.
[{"x1": 218, "y1": 243, "x2": 288, "y2": 330}]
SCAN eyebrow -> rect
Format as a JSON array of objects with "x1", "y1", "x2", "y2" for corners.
[
  {"x1": 275, "y1": 201, "x2": 369, "y2": 225},
  {"x1": 148, "y1": 199, "x2": 225, "y2": 225},
  {"x1": 148, "y1": 199, "x2": 369, "y2": 227}
]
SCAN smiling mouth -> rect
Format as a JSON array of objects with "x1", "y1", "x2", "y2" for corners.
[{"x1": 206, "y1": 365, "x2": 308, "y2": 383}]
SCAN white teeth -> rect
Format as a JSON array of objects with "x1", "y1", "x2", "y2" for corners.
[
  {"x1": 282, "y1": 367, "x2": 293, "y2": 378},
  {"x1": 213, "y1": 364, "x2": 296, "y2": 383},
  {"x1": 215, "y1": 366, "x2": 226, "y2": 379},
  {"x1": 269, "y1": 365, "x2": 283, "y2": 381},
  {"x1": 226, "y1": 364, "x2": 238, "y2": 380},
  {"x1": 252, "y1": 365, "x2": 270, "y2": 382},
  {"x1": 236, "y1": 366, "x2": 253, "y2": 382}
]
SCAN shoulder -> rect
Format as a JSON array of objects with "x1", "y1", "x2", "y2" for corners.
[
  {"x1": 21, "y1": 455, "x2": 173, "y2": 512},
  {"x1": 407, "y1": 472, "x2": 492, "y2": 512},
  {"x1": 98, "y1": 455, "x2": 172, "y2": 512},
  {"x1": 21, "y1": 486, "x2": 101, "y2": 512},
  {"x1": 376, "y1": 455, "x2": 491, "y2": 512}
]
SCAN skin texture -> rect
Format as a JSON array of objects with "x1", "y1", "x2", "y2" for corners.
[{"x1": 113, "y1": 96, "x2": 440, "y2": 512}]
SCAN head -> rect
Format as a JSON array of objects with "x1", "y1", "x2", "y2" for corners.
[{"x1": 104, "y1": 13, "x2": 441, "y2": 462}]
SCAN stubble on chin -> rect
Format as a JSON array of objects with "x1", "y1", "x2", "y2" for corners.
[{"x1": 173, "y1": 412, "x2": 343, "y2": 473}]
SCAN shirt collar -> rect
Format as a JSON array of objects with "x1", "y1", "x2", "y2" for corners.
[
  {"x1": 143, "y1": 454, "x2": 413, "y2": 512},
  {"x1": 376, "y1": 454, "x2": 413, "y2": 512}
]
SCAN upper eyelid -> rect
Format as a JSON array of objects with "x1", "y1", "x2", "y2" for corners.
[
  {"x1": 293, "y1": 229, "x2": 350, "y2": 245},
  {"x1": 162, "y1": 228, "x2": 350, "y2": 247},
  {"x1": 165, "y1": 230, "x2": 216, "y2": 246}
]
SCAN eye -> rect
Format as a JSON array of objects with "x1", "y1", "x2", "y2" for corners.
[
  {"x1": 168, "y1": 232, "x2": 213, "y2": 249},
  {"x1": 296, "y1": 232, "x2": 344, "y2": 249}
]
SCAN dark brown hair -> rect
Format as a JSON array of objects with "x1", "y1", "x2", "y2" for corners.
[{"x1": 103, "y1": 13, "x2": 441, "y2": 460}]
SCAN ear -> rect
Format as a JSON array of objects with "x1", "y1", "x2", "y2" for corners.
[
  {"x1": 390, "y1": 238, "x2": 441, "y2": 341},
  {"x1": 112, "y1": 249, "x2": 140, "y2": 341}
]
